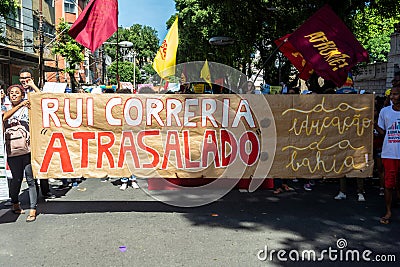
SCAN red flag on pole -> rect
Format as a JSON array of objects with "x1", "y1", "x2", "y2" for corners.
[
  {"x1": 274, "y1": 34, "x2": 314, "y2": 80},
  {"x1": 68, "y1": 0, "x2": 118, "y2": 52},
  {"x1": 287, "y1": 4, "x2": 369, "y2": 86}
]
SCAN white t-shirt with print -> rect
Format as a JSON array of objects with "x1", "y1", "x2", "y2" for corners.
[{"x1": 378, "y1": 105, "x2": 400, "y2": 159}]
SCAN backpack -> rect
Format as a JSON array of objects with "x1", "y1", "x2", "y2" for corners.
[{"x1": 4, "y1": 108, "x2": 30, "y2": 157}]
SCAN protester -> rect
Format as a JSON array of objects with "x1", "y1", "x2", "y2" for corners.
[
  {"x1": 109, "y1": 88, "x2": 140, "y2": 190},
  {"x1": 19, "y1": 68, "x2": 41, "y2": 94},
  {"x1": 3, "y1": 84, "x2": 37, "y2": 222},
  {"x1": 273, "y1": 178, "x2": 294, "y2": 194},
  {"x1": 377, "y1": 84, "x2": 400, "y2": 224},
  {"x1": 246, "y1": 81, "x2": 256, "y2": 94},
  {"x1": 18, "y1": 68, "x2": 55, "y2": 199},
  {"x1": 334, "y1": 178, "x2": 366, "y2": 201},
  {"x1": 0, "y1": 80, "x2": 13, "y2": 206},
  {"x1": 1, "y1": 79, "x2": 9, "y2": 112}
]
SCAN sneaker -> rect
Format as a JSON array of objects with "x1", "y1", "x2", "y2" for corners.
[
  {"x1": 292, "y1": 179, "x2": 299, "y2": 183},
  {"x1": 4, "y1": 200, "x2": 12, "y2": 206},
  {"x1": 334, "y1": 191, "x2": 346, "y2": 200},
  {"x1": 357, "y1": 193, "x2": 366, "y2": 202},
  {"x1": 44, "y1": 192, "x2": 56, "y2": 199},
  {"x1": 55, "y1": 184, "x2": 70, "y2": 191},
  {"x1": 48, "y1": 178, "x2": 56, "y2": 183},
  {"x1": 309, "y1": 180, "x2": 316, "y2": 186},
  {"x1": 304, "y1": 183, "x2": 312, "y2": 191},
  {"x1": 120, "y1": 183, "x2": 128, "y2": 191},
  {"x1": 131, "y1": 181, "x2": 139, "y2": 189},
  {"x1": 100, "y1": 177, "x2": 110, "y2": 182},
  {"x1": 379, "y1": 188, "x2": 384, "y2": 196}
]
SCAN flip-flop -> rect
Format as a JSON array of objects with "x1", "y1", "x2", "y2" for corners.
[
  {"x1": 380, "y1": 217, "x2": 390, "y2": 224},
  {"x1": 273, "y1": 188, "x2": 284, "y2": 194},
  {"x1": 26, "y1": 214, "x2": 36, "y2": 222},
  {"x1": 282, "y1": 185, "x2": 295, "y2": 191}
]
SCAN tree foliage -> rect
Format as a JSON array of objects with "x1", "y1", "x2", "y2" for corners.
[
  {"x1": 104, "y1": 25, "x2": 159, "y2": 68},
  {"x1": 107, "y1": 61, "x2": 140, "y2": 85},
  {"x1": 352, "y1": 6, "x2": 400, "y2": 62},
  {"x1": 104, "y1": 24, "x2": 159, "y2": 83},
  {"x1": 172, "y1": 0, "x2": 400, "y2": 86},
  {"x1": 0, "y1": 0, "x2": 17, "y2": 17},
  {"x1": 0, "y1": 0, "x2": 18, "y2": 42},
  {"x1": 51, "y1": 19, "x2": 85, "y2": 90}
]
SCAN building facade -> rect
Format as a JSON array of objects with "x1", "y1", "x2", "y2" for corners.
[
  {"x1": 0, "y1": 0, "x2": 56, "y2": 86},
  {"x1": 46, "y1": 0, "x2": 88, "y2": 85},
  {"x1": 0, "y1": 0, "x2": 89, "y2": 89}
]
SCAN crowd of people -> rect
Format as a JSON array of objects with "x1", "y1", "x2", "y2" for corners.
[{"x1": 1, "y1": 68, "x2": 400, "y2": 225}]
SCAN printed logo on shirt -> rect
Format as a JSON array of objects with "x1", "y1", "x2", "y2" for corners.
[{"x1": 387, "y1": 119, "x2": 400, "y2": 143}]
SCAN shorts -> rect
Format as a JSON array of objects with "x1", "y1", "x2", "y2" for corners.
[{"x1": 382, "y1": 158, "x2": 400, "y2": 189}]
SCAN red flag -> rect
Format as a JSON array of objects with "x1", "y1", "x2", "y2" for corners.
[
  {"x1": 68, "y1": 0, "x2": 118, "y2": 52},
  {"x1": 274, "y1": 34, "x2": 314, "y2": 80},
  {"x1": 288, "y1": 4, "x2": 368, "y2": 86}
]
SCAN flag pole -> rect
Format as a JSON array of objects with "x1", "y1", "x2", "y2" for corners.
[
  {"x1": 253, "y1": 38, "x2": 287, "y2": 85},
  {"x1": 116, "y1": 3, "x2": 120, "y2": 90},
  {"x1": 116, "y1": 29, "x2": 119, "y2": 89}
]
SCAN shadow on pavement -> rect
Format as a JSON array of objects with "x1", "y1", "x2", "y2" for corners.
[{"x1": 1, "y1": 178, "x2": 399, "y2": 263}]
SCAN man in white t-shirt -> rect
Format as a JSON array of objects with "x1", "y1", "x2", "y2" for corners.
[{"x1": 377, "y1": 85, "x2": 400, "y2": 224}]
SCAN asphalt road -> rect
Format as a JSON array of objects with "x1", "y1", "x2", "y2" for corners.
[{"x1": 0, "y1": 178, "x2": 399, "y2": 267}]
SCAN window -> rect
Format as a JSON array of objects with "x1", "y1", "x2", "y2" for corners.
[
  {"x1": 6, "y1": 8, "x2": 21, "y2": 29},
  {"x1": 64, "y1": 0, "x2": 77, "y2": 14}
]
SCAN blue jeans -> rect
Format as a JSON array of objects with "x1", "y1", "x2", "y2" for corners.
[{"x1": 7, "y1": 153, "x2": 37, "y2": 209}]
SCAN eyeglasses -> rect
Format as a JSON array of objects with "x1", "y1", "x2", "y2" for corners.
[{"x1": 19, "y1": 76, "x2": 31, "y2": 80}]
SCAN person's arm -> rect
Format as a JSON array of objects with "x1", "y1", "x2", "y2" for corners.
[
  {"x1": 2, "y1": 100, "x2": 29, "y2": 121},
  {"x1": 377, "y1": 109, "x2": 386, "y2": 136},
  {"x1": 376, "y1": 125, "x2": 385, "y2": 136},
  {"x1": 25, "y1": 78, "x2": 41, "y2": 93}
]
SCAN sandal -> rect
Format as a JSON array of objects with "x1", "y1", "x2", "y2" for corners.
[
  {"x1": 273, "y1": 188, "x2": 284, "y2": 194},
  {"x1": 12, "y1": 203, "x2": 25, "y2": 214},
  {"x1": 26, "y1": 209, "x2": 37, "y2": 223},
  {"x1": 380, "y1": 216, "x2": 390, "y2": 224},
  {"x1": 282, "y1": 184, "x2": 295, "y2": 191}
]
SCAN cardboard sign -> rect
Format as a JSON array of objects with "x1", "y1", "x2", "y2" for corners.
[
  {"x1": 29, "y1": 94, "x2": 374, "y2": 179},
  {"x1": 0, "y1": 112, "x2": 9, "y2": 200}
]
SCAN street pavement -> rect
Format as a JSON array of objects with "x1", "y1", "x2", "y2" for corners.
[{"x1": 0, "y1": 178, "x2": 399, "y2": 267}]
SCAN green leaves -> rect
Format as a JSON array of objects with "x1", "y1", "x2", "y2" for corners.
[
  {"x1": 51, "y1": 19, "x2": 85, "y2": 65},
  {"x1": 352, "y1": 6, "x2": 400, "y2": 62},
  {"x1": 106, "y1": 61, "x2": 140, "y2": 85}
]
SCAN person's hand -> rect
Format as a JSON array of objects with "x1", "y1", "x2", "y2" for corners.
[
  {"x1": 25, "y1": 78, "x2": 36, "y2": 88},
  {"x1": 19, "y1": 100, "x2": 30, "y2": 109}
]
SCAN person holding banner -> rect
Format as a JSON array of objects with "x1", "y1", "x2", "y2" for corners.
[
  {"x1": 3, "y1": 84, "x2": 37, "y2": 222},
  {"x1": 18, "y1": 68, "x2": 56, "y2": 200}
]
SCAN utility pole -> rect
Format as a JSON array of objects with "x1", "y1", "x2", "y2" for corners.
[
  {"x1": 38, "y1": 0, "x2": 44, "y2": 89},
  {"x1": 101, "y1": 44, "x2": 105, "y2": 84}
]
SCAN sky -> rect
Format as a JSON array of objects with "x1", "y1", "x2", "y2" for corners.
[{"x1": 118, "y1": 0, "x2": 176, "y2": 42}]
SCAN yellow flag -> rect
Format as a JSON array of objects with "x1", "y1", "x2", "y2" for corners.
[
  {"x1": 200, "y1": 59, "x2": 212, "y2": 88},
  {"x1": 153, "y1": 17, "x2": 179, "y2": 79}
]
